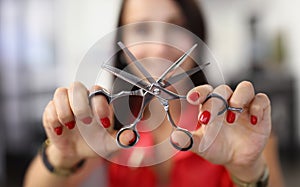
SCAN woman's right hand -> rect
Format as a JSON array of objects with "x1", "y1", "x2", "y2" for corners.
[{"x1": 42, "y1": 82, "x2": 134, "y2": 168}]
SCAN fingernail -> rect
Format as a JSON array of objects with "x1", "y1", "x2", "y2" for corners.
[
  {"x1": 65, "y1": 121, "x2": 75, "y2": 129},
  {"x1": 250, "y1": 115, "x2": 258, "y2": 125},
  {"x1": 196, "y1": 121, "x2": 202, "y2": 130},
  {"x1": 81, "y1": 117, "x2": 92, "y2": 124},
  {"x1": 129, "y1": 136, "x2": 136, "y2": 145},
  {"x1": 189, "y1": 92, "x2": 200, "y2": 102},
  {"x1": 198, "y1": 111, "x2": 211, "y2": 125},
  {"x1": 54, "y1": 126, "x2": 63, "y2": 135},
  {"x1": 226, "y1": 111, "x2": 236, "y2": 124},
  {"x1": 100, "y1": 117, "x2": 111, "y2": 128}
]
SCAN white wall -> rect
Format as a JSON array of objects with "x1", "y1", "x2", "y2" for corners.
[{"x1": 54, "y1": 0, "x2": 122, "y2": 87}]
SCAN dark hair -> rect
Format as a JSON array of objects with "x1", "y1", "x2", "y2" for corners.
[
  {"x1": 117, "y1": 0, "x2": 207, "y2": 43},
  {"x1": 113, "y1": 0, "x2": 208, "y2": 129},
  {"x1": 175, "y1": 0, "x2": 207, "y2": 42}
]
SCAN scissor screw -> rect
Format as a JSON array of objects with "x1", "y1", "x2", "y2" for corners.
[{"x1": 153, "y1": 88, "x2": 160, "y2": 95}]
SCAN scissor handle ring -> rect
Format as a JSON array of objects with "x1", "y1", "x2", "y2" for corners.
[
  {"x1": 116, "y1": 126, "x2": 140, "y2": 148},
  {"x1": 204, "y1": 93, "x2": 243, "y2": 115},
  {"x1": 170, "y1": 128, "x2": 193, "y2": 151},
  {"x1": 89, "y1": 89, "x2": 111, "y2": 103}
]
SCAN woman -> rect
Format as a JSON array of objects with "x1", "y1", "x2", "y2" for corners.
[{"x1": 24, "y1": 0, "x2": 284, "y2": 186}]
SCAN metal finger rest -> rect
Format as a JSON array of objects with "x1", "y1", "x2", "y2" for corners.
[
  {"x1": 170, "y1": 128, "x2": 194, "y2": 151},
  {"x1": 204, "y1": 93, "x2": 243, "y2": 115},
  {"x1": 89, "y1": 89, "x2": 111, "y2": 103},
  {"x1": 116, "y1": 127, "x2": 140, "y2": 148}
]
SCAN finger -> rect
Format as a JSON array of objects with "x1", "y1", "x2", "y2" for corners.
[
  {"x1": 43, "y1": 101, "x2": 64, "y2": 136},
  {"x1": 53, "y1": 88, "x2": 76, "y2": 130},
  {"x1": 118, "y1": 129, "x2": 136, "y2": 146},
  {"x1": 226, "y1": 81, "x2": 255, "y2": 124},
  {"x1": 249, "y1": 93, "x2": 271, "y2": 125},
  {"x1": 68, "y1": 82, "x2": 93, "y2": 124},
  {"x1": 186, "y1": 84, "x2": 214, "y2": 105},
  {"x1": 198, "y1": 85, "x2": 233, "y2": 125},
  {"x1": 90, "y1": 85, "x2": 111, "y2": 128}
]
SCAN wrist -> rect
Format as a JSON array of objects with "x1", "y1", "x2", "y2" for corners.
[
  {"x1": 231, "y1": 166, "x2": 269, "y2": 187},
  {"x1": 40, "y1": 139, "x2": 85, "y2": 177},
  {"x1": 47, "y1": 145, "x2": 82, "y2": 169},
  {"x1": 226, "y1": 156, "x2": 266, "y2": 183}
]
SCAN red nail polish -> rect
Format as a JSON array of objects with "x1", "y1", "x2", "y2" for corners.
[
  {"x1": 54, "y1": 126, "x2": 63, "y2": 135},
  {"x1": 226, "y1": 111, "x2": 236, "y2": 124},
  {"x1": 129, "y1": 136, "x2": 136, "y2": 145},
  {"x1": 65, "y1": 121, "x2": 75, "y2": 129},
  {"x1": 250, "y1": 115, "x2": 257, "y2": 125},
  {"x1": 196, "y1": 121, "x2": 202, "y2": 130},
  {"x1": 199, "y1": 111, "x2": 211, "y2": 125},
  {"x1": 81, "y1": 117, "x2": 92, "y2": 124},
  {"x1": 100, "y1": 117, "x2": 111, "y2": 128},
  {"x1": 189, "y1": 92, "x2": 200, "y2": 102}
]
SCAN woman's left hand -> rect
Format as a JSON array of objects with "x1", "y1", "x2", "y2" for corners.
[{"x1": 187, "y1": 81, "x2": 271, "y2": 181}]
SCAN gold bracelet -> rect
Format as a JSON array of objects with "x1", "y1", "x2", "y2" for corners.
[
  {"x1": 39, "y1": 139, "x2": 85, "y2": 177},
  {"x1": 231, "y1": 166, "x2": 269, "y2": 187}
]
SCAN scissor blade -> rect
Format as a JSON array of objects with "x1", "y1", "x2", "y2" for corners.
[
  {"x1": 102, "y1": 64, "x2": 151, "y2": 91},
  {"x1": 157, "y1": 43, "x2": 198, "y2": 82},
  {"x1": 117, "y1": 41, "x2": 156, "y2": 84},
  {"x1": 164, "y1": 62, "x2": 210, "y2": 87}
]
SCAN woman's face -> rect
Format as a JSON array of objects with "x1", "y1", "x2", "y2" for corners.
[
  {"x1": 117, "y1": 0, "x2": 197, "y2": 132},
  {"x1": 122, "y1": 0, "x2": 186, "y2": 26},
  {"x1": 120, "y1": 0, "x2": 194, "y2": 79}
]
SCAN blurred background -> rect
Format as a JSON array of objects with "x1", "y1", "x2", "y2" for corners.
[{"x1": 0, "y1": 0, "x2": 299, "y2": 186}]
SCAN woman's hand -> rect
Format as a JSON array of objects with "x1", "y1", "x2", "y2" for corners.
[
  {"x1": 187, "y1": 81, "x2": 271, "y2": 181},
  {"x1": 42, "y1": 82, "x2": 134, "y2": 168}
]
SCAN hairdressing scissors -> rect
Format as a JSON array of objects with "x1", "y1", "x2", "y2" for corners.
[{"x1": 89, "y1": 41, "x2": 242, "y2": 151}]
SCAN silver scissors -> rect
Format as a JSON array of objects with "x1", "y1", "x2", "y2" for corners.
[{"x1": 89, "y1": 41, "x2": 241, "y2": 151}]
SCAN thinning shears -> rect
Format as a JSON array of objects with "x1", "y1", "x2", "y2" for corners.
[{"x1": 89, "y1": 41, "x2": 241, "y2": 151}]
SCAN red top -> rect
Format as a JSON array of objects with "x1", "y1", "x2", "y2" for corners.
[
  {"x1": 108, "y1": 151, "x2": 233, "y2": 187},
  {"x1": 108, "y1": 104, "x2": 234, "y2": 187}
]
